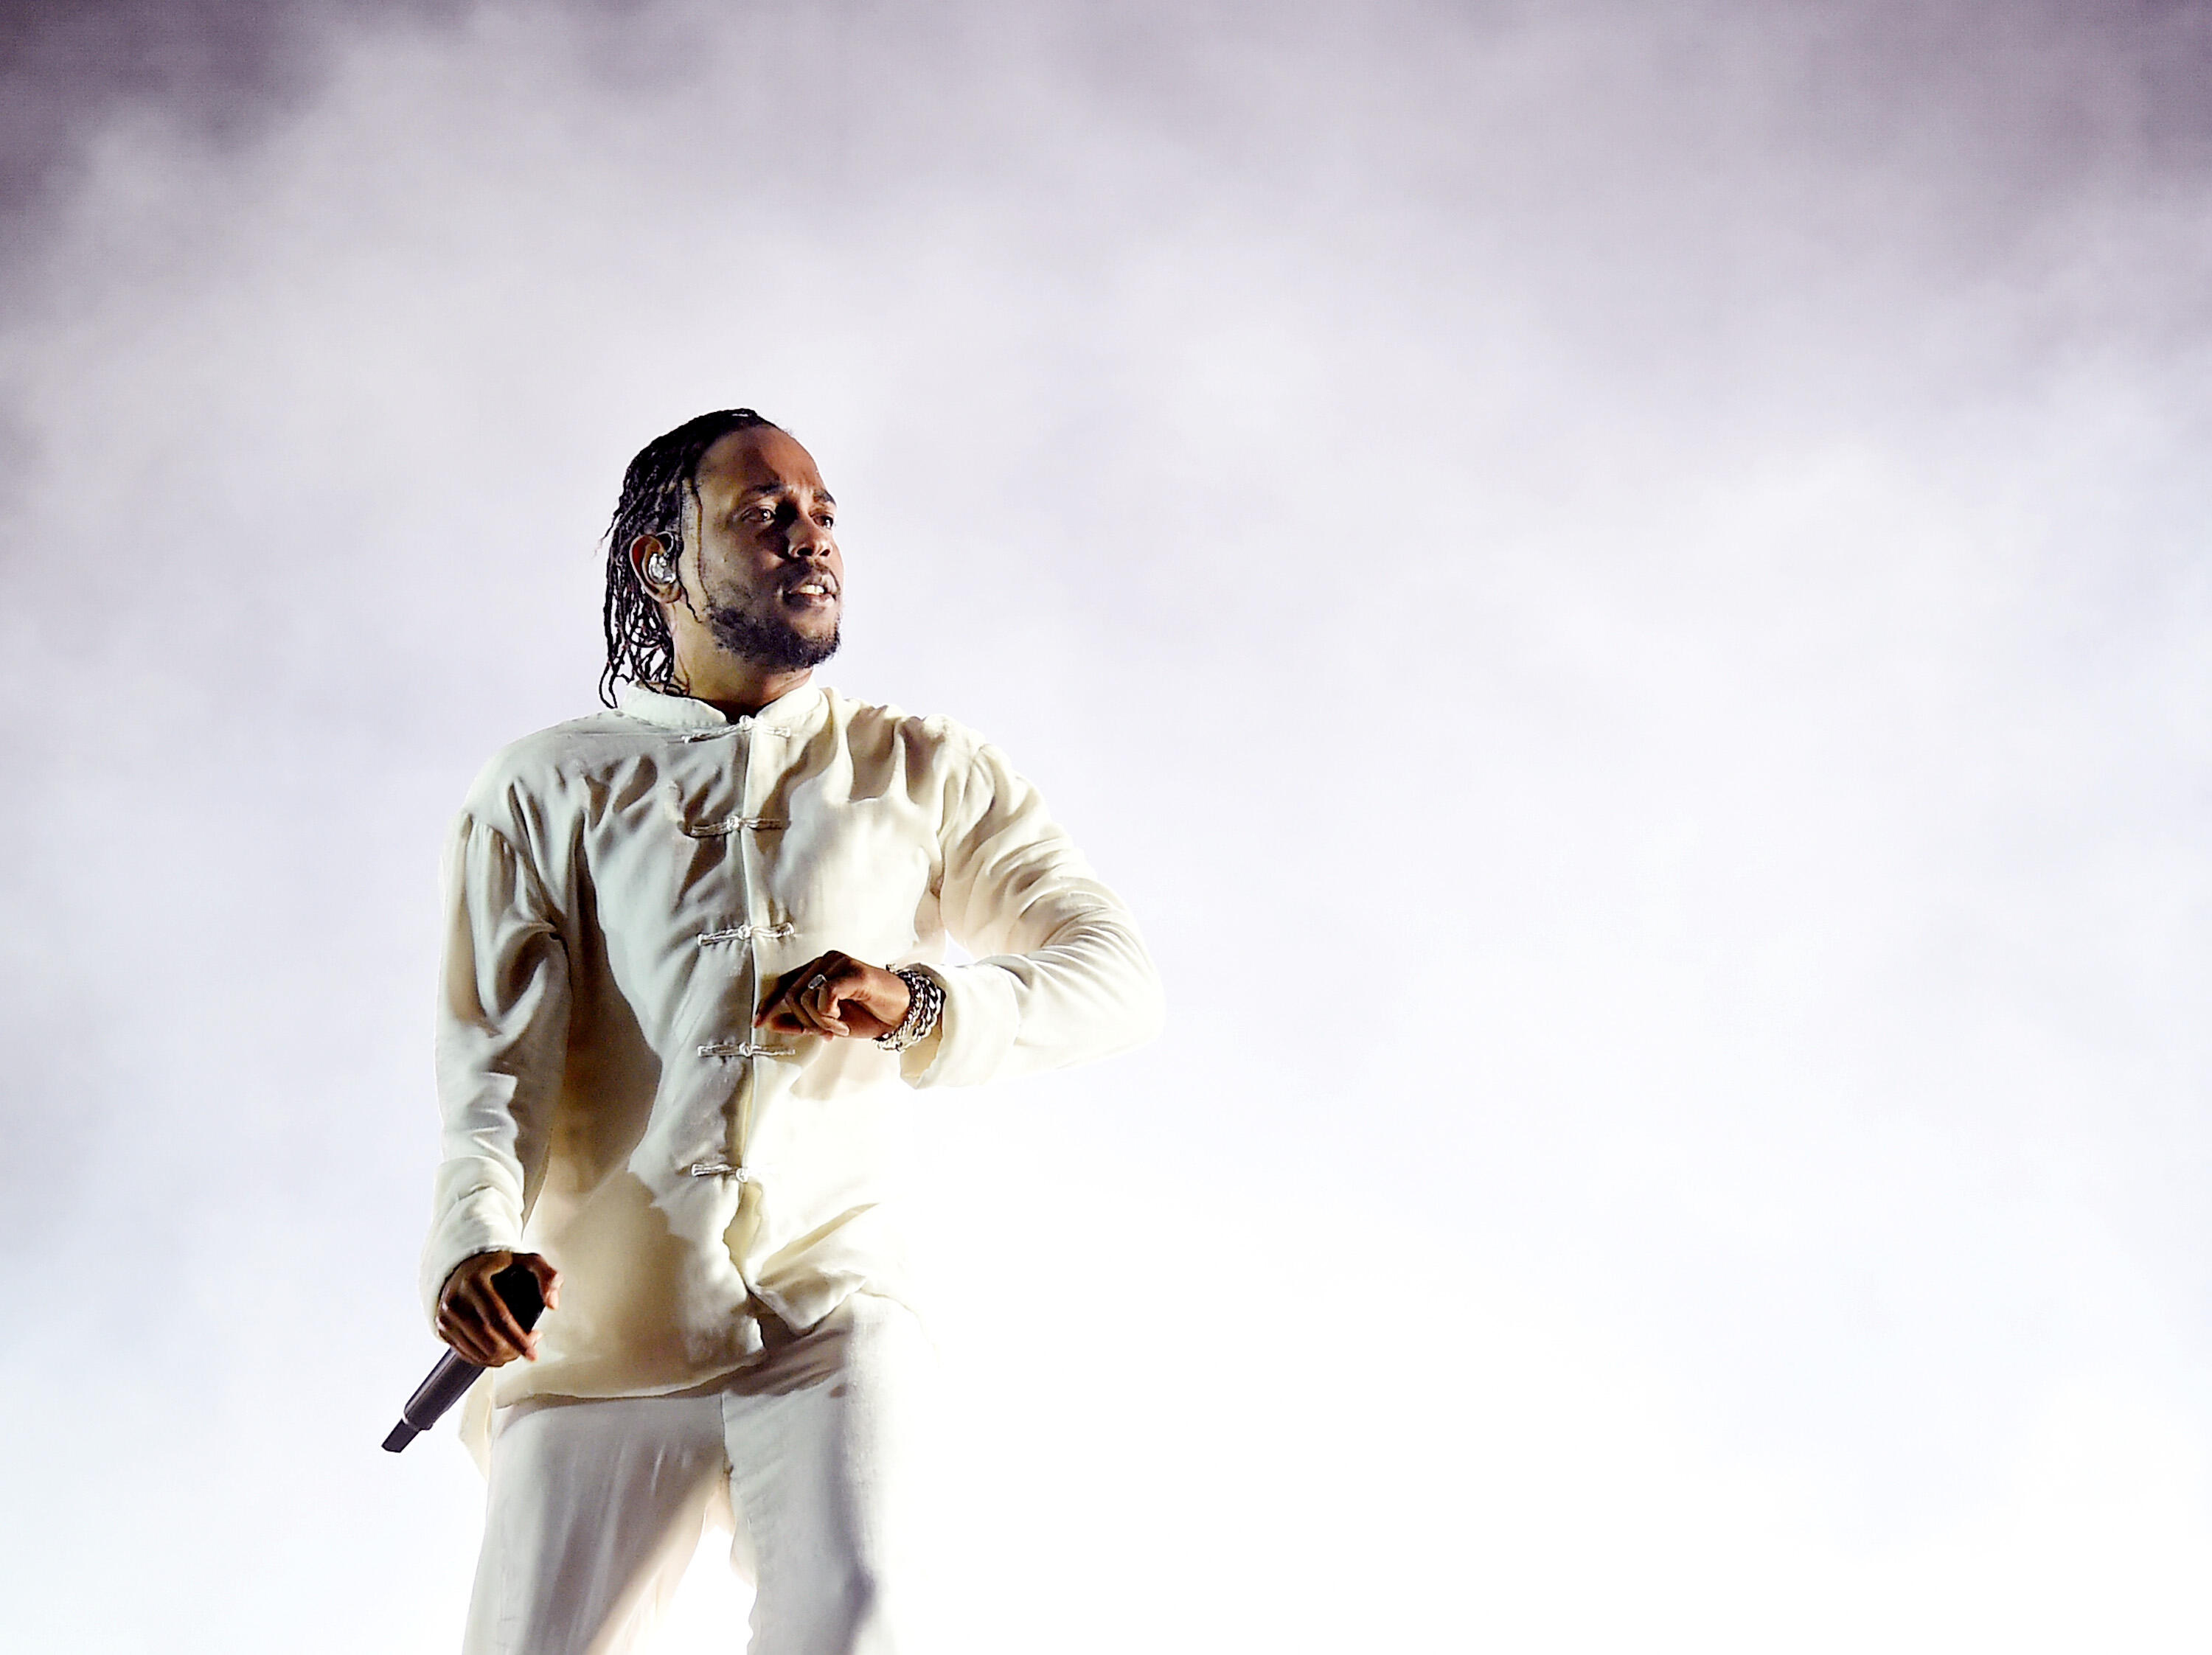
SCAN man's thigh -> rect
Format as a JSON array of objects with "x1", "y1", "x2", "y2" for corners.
[
  {"x1": 721, "y1": 1293, "x2": 936, "y2": 1655},
  {"x1": 467, "y1": 1389, "x2": 728, "y2": 1655}
]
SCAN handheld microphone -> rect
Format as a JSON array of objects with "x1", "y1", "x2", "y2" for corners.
[{"x1": 382, "y1": 1263, "x2": 545, "y2": 1453}]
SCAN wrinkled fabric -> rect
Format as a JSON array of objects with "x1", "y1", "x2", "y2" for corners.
[
  {"x1": 465, "y1": 1292, "x2": 929, "y2": 1655},
  {"x1": 421, "y1": 680, "x2": 1163, "y2": 1416}
]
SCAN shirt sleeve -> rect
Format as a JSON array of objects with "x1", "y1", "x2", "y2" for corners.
[
  {"x1": 902, "y1": 739, "x2": 1164, "y2": 1089},
  {"x1": 418, "y1": 810, "x2": 571, "y2": 1323}
]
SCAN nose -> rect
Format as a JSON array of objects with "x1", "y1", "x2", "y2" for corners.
[{"x1": 783, "y1": 519, "x2": 830, "y2": 561}]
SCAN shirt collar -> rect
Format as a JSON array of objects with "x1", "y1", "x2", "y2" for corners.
[{"x1": 616, "y1": 678, "x2": 828, "y2": 734}]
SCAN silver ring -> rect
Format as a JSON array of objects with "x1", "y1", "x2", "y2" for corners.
[{"x1": 807, "y1": 973, "x2": 829, "y2": 992}]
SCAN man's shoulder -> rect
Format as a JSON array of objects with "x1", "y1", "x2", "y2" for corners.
[
  {"x1": 823, "y1": 687, "x2": 995, "y2": 770},
  {"x1": 459, "y1": 708, "x2": 647, "y2": 818}
]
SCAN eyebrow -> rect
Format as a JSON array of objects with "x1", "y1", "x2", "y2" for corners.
[{"x1": 737, "y1": 482, "x2": 835, "y2": 507}]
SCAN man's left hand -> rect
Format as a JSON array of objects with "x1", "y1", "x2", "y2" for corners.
[{"x1": 756, "y1": 950, "x2": 913, "y2": 1040}]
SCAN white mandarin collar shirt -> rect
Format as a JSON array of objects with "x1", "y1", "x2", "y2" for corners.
[{"x1": 422, "y1": 678, "x2": 1163, "y2": 1416}]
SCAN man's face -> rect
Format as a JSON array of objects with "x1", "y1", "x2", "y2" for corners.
[{"x1": 680, "y1": 425, "x2": 844, "y2": 670}]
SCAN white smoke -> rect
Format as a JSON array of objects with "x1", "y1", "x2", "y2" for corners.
[{"x1": 1, "y1": 1, "x2": 2206, "y2": 1648}]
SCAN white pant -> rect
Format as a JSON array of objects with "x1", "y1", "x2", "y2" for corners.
[{"x1": 463, "y1": 1293, "x2": 929, "y2": 1655}]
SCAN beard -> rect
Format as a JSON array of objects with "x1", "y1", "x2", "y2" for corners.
[{"x1": 703, "y1": 596, "x2": 841, "y2": 671}]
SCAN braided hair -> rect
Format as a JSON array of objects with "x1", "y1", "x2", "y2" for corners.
[{"x1": 599, "y1": 407, "x2": 782, "y2": 706}]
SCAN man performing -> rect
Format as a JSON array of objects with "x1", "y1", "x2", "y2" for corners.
[{"x1": 420, "y1": 407, "x2": 1164, "y2": 1654}]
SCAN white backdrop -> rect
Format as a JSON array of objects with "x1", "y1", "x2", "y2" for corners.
[{"x1": 1, "y1": 1, "x2": 2208, "y2": 1649}]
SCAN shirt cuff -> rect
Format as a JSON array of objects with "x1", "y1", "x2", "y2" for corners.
[
  {"x1": 420, "y1": 1175, "x2": 526, "y2": 1323},
  {"x1": 900, "y1": 960, "x2": 1019, "y2": 1089}
]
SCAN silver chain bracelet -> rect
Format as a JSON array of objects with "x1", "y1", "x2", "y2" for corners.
[{"x1": 876, "y1": 966, "x2": 945, "y2": 1053}]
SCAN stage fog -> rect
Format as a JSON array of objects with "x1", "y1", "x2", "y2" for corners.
[{"x1": 1, "y1": 1, "x2": 2207, "y2": 1648}]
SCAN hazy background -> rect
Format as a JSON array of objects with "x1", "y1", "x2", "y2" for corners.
[{"x1": 1, "y1": 1, "x2": 2208, "y2": 1648}]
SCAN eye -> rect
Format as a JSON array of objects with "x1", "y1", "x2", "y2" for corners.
[{"x1": 814, "y1": 512, "x2": 835, "y2": 529}]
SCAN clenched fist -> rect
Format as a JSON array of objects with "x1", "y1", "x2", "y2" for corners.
[
  {"x1": 436, "y1": 1250, "x2": 560, "y2": 1367},
  {"x1": 754, "y1": 950, "x2": 913, "y2": 1041}
]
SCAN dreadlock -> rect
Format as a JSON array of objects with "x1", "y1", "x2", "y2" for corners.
[{"x1": 599, "y1": 407, "x2": 783, "y2": 706}]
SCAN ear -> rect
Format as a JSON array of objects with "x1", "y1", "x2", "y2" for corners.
[{"x1": 629, "y1": 532, "x2": 680, "y2": 600}]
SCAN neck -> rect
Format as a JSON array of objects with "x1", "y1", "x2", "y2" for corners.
[{"x1": 672, "y1": 651, "x2": 813, "y2": 720}]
